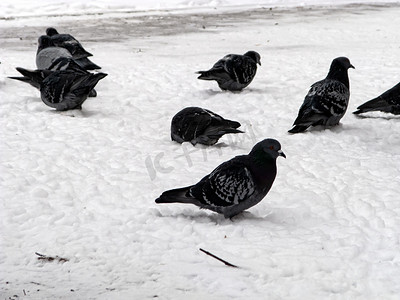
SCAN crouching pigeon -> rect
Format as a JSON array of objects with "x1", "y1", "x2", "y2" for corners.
[
  {"x1": 46, "y1": 27, "x2": 93, "y2": 59},
  {"x1": 38, "y1": 32, "x2": 100, "y2": 71},
  {"x1": 9, "y1": 58, "x2": 98, "y2": 97},
  {"x1": 155, "y1": 139, "x2": 285, "y2": 218},
  {"x1": 40, "y1": 70, "x2": 107, "y2": 111},
  {"x1": 171, "y1": 107, "x2": 243, "y2": 145},
  {"x1": 353, "y1": 82, "x2": 400, "y2": 115},
  {"x1": 197, "y1": 51, "x2": 261, "y2": 91},
  {"x1": 288, "y1": 57, "x2": 355, "y2": 133}
]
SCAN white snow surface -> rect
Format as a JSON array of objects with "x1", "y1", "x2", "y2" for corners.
[{"x1": 1, "y1": 0, "x2": 400, "y2": 299}]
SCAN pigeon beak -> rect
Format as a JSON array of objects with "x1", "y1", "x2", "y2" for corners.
[
  {"x1": 278, "y1": 150, "x2": 286, "y2": 158},
  {"x1": 350, "y1": 64, "x2": 355, "y2": 69},
  {"x1": 258, "y1": 61, "x2": 262, "y2": 66}
]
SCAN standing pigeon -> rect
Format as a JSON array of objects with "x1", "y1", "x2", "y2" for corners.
[
  {"x1": 171, "y1": 107, "x2": 244, "y2": 145},
  {"x1": 40, "y1": 70, "x2": 107, "y2": 111},
  {"x1": 155, "y1": 139, "x2": 285, "y2": 218},
  {"x1": 353, "y1": 82, "x2": 400, "y2": 115},
  {"x1": 288, "y1": 57, "x2": 355, "y2": 133},
  {"x1": 197, "y1": 51, "x2": 261, "y2": 91}
]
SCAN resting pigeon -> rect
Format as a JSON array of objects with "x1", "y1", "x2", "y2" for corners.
[
  {"x1": 288, "y1": 57, "x2": 355, "y2": 133},
  {"x1": 197, "y1": 51, "x2": 261, "y2": 91},
  {"x1": 155, "y1": 138, "x2": 285, "y2": 218},
  {"x1": 46, "y1": 27, "x2": 93, "y2": 59},
  {"x1": 9, "y1": 58, "x2": 98, "y2": 97},
  {"x1": 36, "y1": 36, "x2": 73, "y2": 70},
  {"x1": 171, "y1": 107, "x2": 244, "y2": 145},
  {"x1": 37, "y1": 34, "x2": 100, "y2": 71},
  {"x1": 40, "y1": 70, "x2": 107, "y2": 111},
  {"x1": 353, "y1": 82, "x2": 400, "y2": 115}
]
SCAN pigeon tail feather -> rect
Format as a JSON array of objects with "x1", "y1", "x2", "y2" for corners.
[
  {"x1": 288, "y1": 125, "x2": 310, "y2": 134},
  {"x1": 353, "y1": 97, "x2": 391, "y2": 114},
  {"x1": 197, "y1": 69, "x2": 226, "y2": 81}
]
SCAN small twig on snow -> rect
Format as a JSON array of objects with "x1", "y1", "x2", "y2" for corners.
[
  {"x1": 199, "y1": 248, "x2": 238, "y2": 268},
  {"x1": 35, "y1": 252, "x2": 69, "y2": 263}
]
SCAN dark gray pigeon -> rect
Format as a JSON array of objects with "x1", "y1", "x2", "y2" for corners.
[
  {"x1": 40, "y1": 70, "x2": 107, "y2": 111},
  {"x1": 46, "y1": 27, "x2": 93, "y2": 59},
  {"x1": 10, "y1": 58, "x2": 98, "y2": 97},
  {"x1": 155, "y1": 139, "x2": 285, "y2": 218},
  {"x1": 197, "y1": 51, "x2": 261, "y2": 91},
  {"x1": 171, "y1": 107, "x2": 244, "y2": 145},
  {"x1": 353, "y1": 82, "x2": 400, "y2": 115},
  {"x1": 288, "y1": 57, "x2": 355, "y2": 133},
  {"x1": 37, "y1": 35, "x2": 100, "y2": 71}
]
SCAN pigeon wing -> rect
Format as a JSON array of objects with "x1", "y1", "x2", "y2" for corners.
[
  {"x1": 224, "y1": 55, "x2": 256, "y2": 84},
  {"x1": 189, "y1": 158, "x2": 256, "y2": 207},
  {"x1": 309, "y1": 79, "x2": 349, "y2": 116}
]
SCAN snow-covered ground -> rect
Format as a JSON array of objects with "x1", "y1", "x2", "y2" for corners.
[{"x1": 1, "y1": 1, "x2": 400, "y2": 299}]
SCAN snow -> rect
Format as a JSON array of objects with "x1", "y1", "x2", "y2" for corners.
[{"x1": 1, "y1": 0, "x2": 400, "y2": 299}]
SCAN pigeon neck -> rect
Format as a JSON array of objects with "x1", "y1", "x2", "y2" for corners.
[
  {"x1": 326, "y1": 68, "x2": 350, "y2": 89},
  {"x1": 250, "y1": 149, "x2": 276, "y2": 166}
]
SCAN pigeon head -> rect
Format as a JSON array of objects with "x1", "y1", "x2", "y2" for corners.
[
  {"x1": 326, "y1": 56, "x2": 354, "y2": 88},
  {"x1": 244, "y1": 51, "x2": 261, "y2": 66},
  {"x1": 249, "y1": 139, "x2": 286, "y2": 160},
  {"x1": 331, "y1": 57, "x2": 355, "y2": 71},
  {"x1": 37, "y1": 35, "x2": 53, "y2": 51},
  {"x1": 46, "y1": 27, "x2": 59, "y2": 36}
]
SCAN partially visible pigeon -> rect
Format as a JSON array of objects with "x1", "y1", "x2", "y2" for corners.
[
  {"x1": 9, "y1": 58, "x2": 98, "y2": 97},
  {"x1": 155, "y1": 138, "x2": 285, "y2": 218},
  {"x1": 46, "y1": 27, "x2": 93, "y2": 59},
  {"x1": 353, "y1": 82, "x2": 400, "y2": 115},
  {"x1": 40, "y1": 70, "x2": 107, "y2": 111},
  {"x1": 37, "y1": 35, "x2": 100, "y2": 71},
  {"x1": 36, "y1": 36, "x2": 73, "y2": 70},
  {"x1": 288, "y1": 57, "x2": 355, "y2": 133},
  {"x1": 171, "y1": 107, "x2": 244, "y2": 145},
  {"x1": 197, "y1": 51, "x2": 261, "y2": 91}
]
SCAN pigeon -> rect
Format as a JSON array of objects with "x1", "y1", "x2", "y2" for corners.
[
  {"x1": 37, "y1": 34, "x2": 100, "y2": 71},
  {"x1": 197, "y1": 51, "x2": 261, "y2": 91},
  {"x1": 288, "y1": 57, "x2": 355, "y2": 133},
  {"x1": 40, "y1": 70, "x2": 107, "y2": 111},
  {"x1": 353, "y1": 82, "x2": 400, "y2": 115},
  {"x1": 46, "y1": 27, "x2": 93, "y2": 59},
  {"x1": 36, "y1": 36, "x2": 73, "y2": 70},
  {"x1": 171, "y1": 107, "x2": 244, "y2": 145},
  {"x1": 155, "y1": 138, "x2": 285, "y2": 218},
  {"x1": 9, "y1": 58, "x2": 98, "y2": 97}
]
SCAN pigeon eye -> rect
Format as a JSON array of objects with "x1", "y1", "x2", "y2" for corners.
[{"x1": 269, "y1": 146, "x2": 274, "y2": 150}]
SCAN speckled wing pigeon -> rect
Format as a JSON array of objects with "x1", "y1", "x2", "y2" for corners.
[
  {"x1": 10, "y1": 57, "x2": 98, "y2": 97},
  {"x1": 40, "y1": 70, "x2": 107, "y2": 111},
  {"x1": 288, "y1": 57, "x2": 355, "y2": 133},
  {"x1": 155, "y1": 139, "x2": 285, "y2": 218},
  {"x1": 171, "y1": 107, "x2": 244, "y2": 145},
  {"x1": 353, "y1": 82, "x2": 400, "y2": 115},
  {"x1": 197, "y1": 51, "x2": 261, "y2": 91}
]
